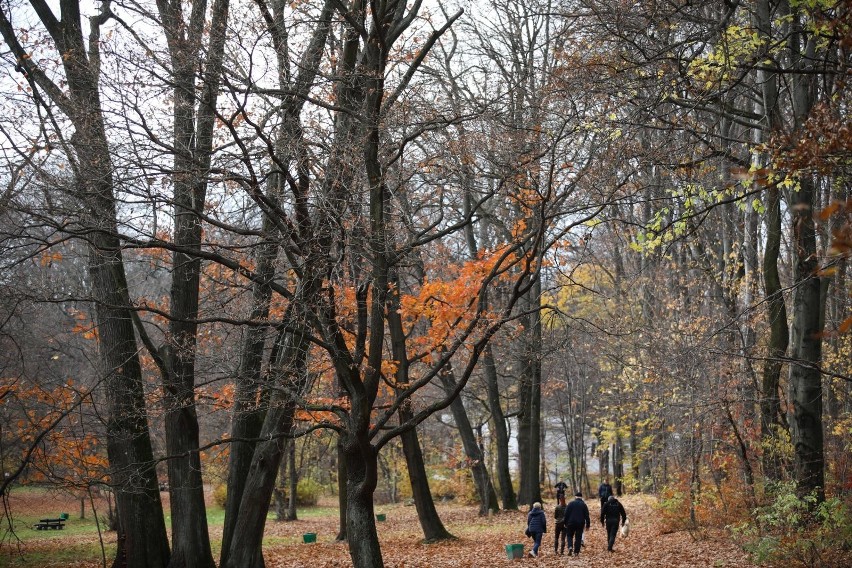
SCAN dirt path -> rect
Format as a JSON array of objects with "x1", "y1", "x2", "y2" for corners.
[{"x1": 260, "y1": 495, "x2": 755, "y2": 568}]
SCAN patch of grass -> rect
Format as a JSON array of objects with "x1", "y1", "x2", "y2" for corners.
[
  {"x1": 1, "y1": 540, "x2": 116, "y2": 567},
  {"x1": 8, "y1": 515, "x2": 108, "y2": 542},
  {"x1": 284, "y1": 506, "x2": 338, "y2": 519},
  {"x1": 2, "y1": 487, "x2": 342, "y2": 567}
]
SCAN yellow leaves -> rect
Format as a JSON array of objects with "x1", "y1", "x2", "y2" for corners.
[
  {"x1": 547, "y1": 263, "x2": 618, "y2": 325},
  {"x1": 831, "y1": 412, "x2": 852, "y2": 438}
]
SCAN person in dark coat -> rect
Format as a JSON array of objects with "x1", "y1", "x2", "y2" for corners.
[
  {"x1": 598, "y1": 478, "x2": 613, "y2": 509},
  {"x1": 563, "y1": 491, "x2": 590, "y2": 556},
  {"x1": 600, "y1": 495, "x2": 627, "y2": 552},
  {"x1": 526, "y1": 502, "x2": 547, "y2": 557},
  {"x1": 553, "y1": 497, "x2": 567, "y2": 555},
  {"x1": 554, "y1": 480, "x2": 568, "y2": 501}
]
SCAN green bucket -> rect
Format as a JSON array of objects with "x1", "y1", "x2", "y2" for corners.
[
  {"x1": 303, "y1": 533, "x2": 317, "y2": 544},
  {"x1": 505, "y1": 543, "x2": 524, "y2": 559},
  {"x1": 375, "y1": 513, "x2": 386, "y2": 522},
  {"x1": 59, "y1": 513, "x2": 69, "y2": 521}
]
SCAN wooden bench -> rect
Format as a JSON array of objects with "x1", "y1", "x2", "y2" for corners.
[{"x1": 33, "y1": 518, "x2": 65, "y2": 530}]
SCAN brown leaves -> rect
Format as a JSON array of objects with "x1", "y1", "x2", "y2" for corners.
[
  {"x1": 5, "y1": 495, "x2": 758, "y2": 567},
  {"x1": 260, "y1": 496, "x2": 760, "y2": 567}
]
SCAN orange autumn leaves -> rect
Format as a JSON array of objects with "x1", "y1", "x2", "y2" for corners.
[
  {"x1": 288, "y1": 247, "x2": 515, "y2": 426},
  {"x1": 398, "y1": 248, "x2": 510, "y2": 357},
  {"x1": 0, "y1": 377, "x2": 107, "y2": 485}
]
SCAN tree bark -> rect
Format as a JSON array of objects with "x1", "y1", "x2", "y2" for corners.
[
  {"x1": 336, "y1": 438, "x2": 348, "y2": 541},
  {"x1": 398, "y1": 415, "x2": 455, "y2": 541},
  {"x1": 342, "y1": 434, "x2": 383, "y2": 568},
  {"x1": 789, "y1": 178, "x2": 826, "y2": 500},
  {"x1": 483, "y1": 345, "x2": 517, "y2": 510},
  {"x1": 0, "y1": 4, "x2": 171, "y2": 566},
  {"x1": 156, "y1": 0, "x2": 230, "y2": 563},
  {"x1": 785, "y1": 1, "x2": 825, "y2": 502},
  {"x1": 613, "y1": 434, "x2": 624, "y2": 496},
  {"x1": 518, "y1": 278, "x2": 543, "y2": 505},
  {"x1": 517, "y1": 365, "x2": 531, "y2": 505},
  {"x1": 438, "y1": 369, "x2": 499, "y2": 515},
  {"x1": 287, "y1": 439, "x2": 298, "y2": 520},
  {"x1": 221, "y1": 1, "x2": 332, "y2": 560},
  {"x1": 220, "y1": 228, "x2": 278, "y2": 563},
  {"x1": 754, "y1": 0, "x2": 789, "y2": 483},
  {"x1": 223, "y1": 315, "x2": 310, "y2": 568},
  {"x1": 761, "y1": 186, "x2": 788, "y2": 480}
]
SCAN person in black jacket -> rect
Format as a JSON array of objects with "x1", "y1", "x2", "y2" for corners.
[
  {"x1": 600, "y1": 495, "x2": 627, "y2": 552},
  {"x1": 554, "y1": 480, "x2": 568, "y2": 501},
  {"x1": 526, "y1": 502, "x2": 547, "y2": 558},
  {"x1": 553, "y1": 497, "x2": 567, "y2": 555},
  {"x1": 563, "y1": 491, "x2": 590, "y2": 556},
  {"x1": 598, "y1": 478, "x2": 613, "y2": 509}
]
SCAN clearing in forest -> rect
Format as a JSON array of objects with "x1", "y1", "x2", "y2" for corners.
[{"x1": 1, "y1": 491, "x2": 755, "y2": 567}]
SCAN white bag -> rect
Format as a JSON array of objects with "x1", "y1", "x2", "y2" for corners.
[{"x1": 620, "y1": 517, "x2": 630, "y2": 538}]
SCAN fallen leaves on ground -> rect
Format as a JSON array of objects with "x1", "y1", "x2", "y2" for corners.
[
  {"x1": 260, "y1": 495, "x2": 756, "y2": 568},
  {"x1": 2, "y1": 494, "x2": 757, "y2": 567}
]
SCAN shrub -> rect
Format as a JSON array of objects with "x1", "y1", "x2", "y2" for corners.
[
  {"x1": 296, "y1": 478, "x2": 322, "y2": 506},
  {"x1": 428, "y1": 467, "x2": 478, "y2": 505},
  {"x1": 212, "y1": 483, "x2": 227, "y2": 508},
  {"x1": 732, "y1": 481, "x2": 852, "y2": 568},
  {"x1": 656, "y1": 485, "x2": 692, "y2": 533}
]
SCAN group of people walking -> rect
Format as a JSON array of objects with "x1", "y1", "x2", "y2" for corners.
[{"x1": 524, "y1": 478, "x2": 628, "y2": 558}]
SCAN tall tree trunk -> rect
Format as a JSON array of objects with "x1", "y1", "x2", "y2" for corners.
[
  {"x1": 789, "y1": 178, "x2": 826, "y2": 500},
  {"x1": 287, "y1": 439, "x2": 298, "y2": 520},
  {"x1": 336, "y1": 438, "x2": 348, "y2": 540},
  {"x1": 786, "y1": 2, "x2": 825, "y2": 502},
  {"x1": 599, "y1": 447, "x2": 610, "y2": 481},
  {"x1": 439, "y1": 368, "x2": 499, "y2": 515},
  {"x1": 156, "y1": 0, "x2": 230, "y2": 563},
  {"x1": 90, "y1": 227, "x2": 170, "y2": 568},
  {"x1": 483, "y1": 345, "x2": 517, "y2": 510},
  {"x1": 517, "y1": 364, "x2": 532, "y2": 505},
  {"x1": 398, "y1": 415, "x2": 454, "y2": 541},
  {"x1": 223, "y1": 312, "x2": 311, "y2": 568},
  {"x1": 754, "y1": 0, "x2": 789, "y2": 483},
  {"x1": 342, "y1": 432, "x2": 383, "y2": 568},
  {"x1": 274, "y1": 445, "x2": 287, "y2": 521},
  {"x1": 221, "y1": 226, "x2": 279, "y2": 563},
  {"x1": 0, "y1": 6, "x2": 172, "y2": 566},
  {"x1": 221, "y1": 0, "x2": 331, "y2": 558},
  {"x1": 613, "y1": 434, "x2": 624, "y2": 496},
  {"x1": 761, "y1": 186, "x2": 788, "y2": 480},
  {"x1": 519, "y1": 278, "x2": 543, "y2": 505}
]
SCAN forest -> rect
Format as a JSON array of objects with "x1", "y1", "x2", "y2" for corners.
[{"x1": 0, "y1": 0, "x2": 850, "y2": 567}]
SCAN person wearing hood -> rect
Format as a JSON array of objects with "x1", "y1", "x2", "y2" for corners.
[{"x1": 526, "y1": 502, "x2": 547, "y2": 558}]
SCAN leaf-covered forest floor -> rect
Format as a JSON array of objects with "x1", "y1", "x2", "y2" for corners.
[{"x1": 2, "y1": 491, "x2": 756, "y2": 567}]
